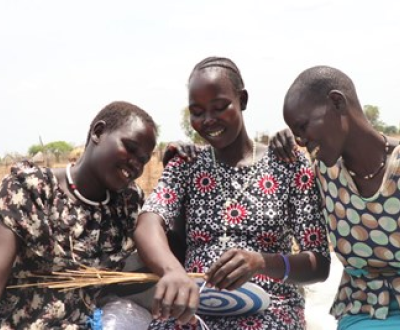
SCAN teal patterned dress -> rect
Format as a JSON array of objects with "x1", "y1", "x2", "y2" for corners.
[{"x1": 316, "y1": 145, "x2": 400, "y2": 321}]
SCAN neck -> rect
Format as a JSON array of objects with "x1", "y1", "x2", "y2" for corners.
[
  {"x1": 68, "y1": 160, "x2": 109, "y2": 202},
  {"x1": 213, "y1": 137, "x2": 255, "y2": 167},
  {"x1": 342, "y1": 125, "x2": 388, "y2": 178}
]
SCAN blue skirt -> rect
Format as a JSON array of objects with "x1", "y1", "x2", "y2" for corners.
[{"x1": 338, "y1": 301, "x2": 400, "y2": 330}]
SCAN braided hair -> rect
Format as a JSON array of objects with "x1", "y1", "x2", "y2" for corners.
[{"x1": 188, "y1": 56, "x2": 245, "y2": 93}]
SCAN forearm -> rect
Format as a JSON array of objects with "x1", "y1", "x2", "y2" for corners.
[
  {"x1": 259, "y1": 251, "x2": 330, "y2": 285},
  {"x1": 0, "y1": 224, "x2": 18, "y2": 297},
  {"x1": 134, "y1": 213, "x2": 186, "y2": 277}
]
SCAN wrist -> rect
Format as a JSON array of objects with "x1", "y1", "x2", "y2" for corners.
[
  {"x1": 279, "y1": 253, "x2": 291, "y2": 282},
  {"x1": 161, "y1": 263, "x2": 186, "y2": 277}
]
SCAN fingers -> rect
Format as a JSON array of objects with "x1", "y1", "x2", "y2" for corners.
[
  {"x1": 270, "y1": 129, "x2": 298, "y2": 162},
  {"x1": 162, "y1": 144, "x2": 178, "y2": 167},
  {"x1": 175, "y1": 286, "x2": 199, "y2": 325},
  {"x1": 162, "y1": 141, "x2": 201, "y2": 166},
  {"x1": 152, "y1": 277, "x2": 199, "y2": 325},
  {"x1": 206, "y1": 250, "x2": 254, "y2": 290},
  {"x1": 205, "y1": 250, "x2": 234, "y2": 286}
]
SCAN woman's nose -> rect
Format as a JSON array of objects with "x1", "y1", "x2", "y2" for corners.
[{"x1": 203, "y1": 112, "x2": 217, "y2": 125}]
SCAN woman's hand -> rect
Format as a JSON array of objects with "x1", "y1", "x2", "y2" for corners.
[
  {"x1": 162, "y1": 141, "x2": 203, "y2": 167},
  {"x1": 205, "y1": 249, "x2": 264, "y2": 291},
  {"x1": 152, "y1": 269, "x2": 199, "y2": 325},
  {"x1": 269, "y1": 128, "x2": 298, "y2": 162}
]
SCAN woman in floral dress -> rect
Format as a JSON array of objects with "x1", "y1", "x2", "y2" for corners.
[
  {"x1": 0, "y1": 101, "x2": 157, "y2": 329},
  {"x1": 134, "y1": 57, "x2": 331, "y2": 330}
]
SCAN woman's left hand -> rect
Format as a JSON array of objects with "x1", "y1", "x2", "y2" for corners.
[{"x1": 205, "y1": 249, "x2": 264, "y2": 291}]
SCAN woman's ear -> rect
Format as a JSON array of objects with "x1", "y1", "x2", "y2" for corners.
[
  {"x1": 327, "y1": 90, "x2": 348, "y2": 114},
  {"x1": 90, "y1": 120, "x2": 106, "y2": 144},
  {"x1": 240, "y1": 89, "x2": 249, "y2": 111}
]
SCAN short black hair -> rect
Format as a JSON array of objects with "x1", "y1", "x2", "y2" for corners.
[
  {"x1": 188, "y1": 56, "x2": 245, "y2": 93},
  {"x1": 85, "y1": 101, "x2": 158, "y2": 146},
  {"x1": 288, "y1": 65, "x2": 359, "y2": 106}
]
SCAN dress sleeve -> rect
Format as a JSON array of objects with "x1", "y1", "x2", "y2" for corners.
[
  {"x1": 0, "y1": 162, "x2": 54, "y2": 257},
  {"x1": 288, "y1": 153, "x2": 330, "y2": 258},
  {"x1": 140, "y1": 156, "x2": 188, "y2": 230}
]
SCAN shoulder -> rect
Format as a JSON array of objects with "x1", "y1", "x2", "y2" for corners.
[
  {"x1": 265, "y1": 146, "x2": 312, "y2": 171},
  {"x1": 3, "y1": 161, "x2": 54, "y2": 188},
  {"x1": 119, "y1": 182, "x2": 145, "y2": 206},
  {"x1": 164, "y1": 146, "x2": 212, "y2": 172}
]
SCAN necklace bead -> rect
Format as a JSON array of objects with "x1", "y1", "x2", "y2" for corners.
[
  {"x1": 66, "y1": 163, "x2": 111, "y2": 206},
  {"x1": 346, "y1": 134, "x2": 389, "y2": 180}
]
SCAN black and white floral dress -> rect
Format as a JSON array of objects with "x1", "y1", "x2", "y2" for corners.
[
  {"x1": 141, "y1": 146, "x2": 330, "y2": 330},
  {"x1": 0, "y1": 162, "x2": 142, "y2": 330}
]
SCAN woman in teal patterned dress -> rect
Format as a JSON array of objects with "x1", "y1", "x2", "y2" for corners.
[
  {"x1": 271, "y1": 65, "x2": 400, "y2": 329},
  {"x1": 0, "y1": 101, "x2": 157, "y2": 329}
]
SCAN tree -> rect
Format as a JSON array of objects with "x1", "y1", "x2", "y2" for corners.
[
  {"x1": 28, "y1": 141, "x2": 74, "y2": 162},
  {"x1": 383, "y1": 125, "x2": 398, "y2": 135},
  {"x1": 45, "y1": 141, "x2": 74, "y2": 154},
  {"x1": 180, "y1": 107, "x2": 206, "y2": 144},
  {"x1": 363, "y1": 105, "x2": 386, "y2": 131},
  {"x1": 363, "y1": 104, "x2": 398, "y2": 135},
  {"x1": 28, "y1": 144, "x2": 44, "y2": 156}
]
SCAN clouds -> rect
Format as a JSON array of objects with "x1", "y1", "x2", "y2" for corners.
[{"x1": 0, "y1": 0, "x2": 399, "y2": 156}]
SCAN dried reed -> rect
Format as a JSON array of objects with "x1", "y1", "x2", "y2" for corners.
[{"x1": 7, "y1": 265, "x2": 205, "y2": 291}]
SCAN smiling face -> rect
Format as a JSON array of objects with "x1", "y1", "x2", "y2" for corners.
[
  {"x1": 91, "y1": 116, "x2": 157, "y2": 192},
  {"x1": 188, "y1": 68, "x2": 247, "y2": 150},
  {"x1": 283, "y1": 90, "x2": 347, "y2": 167}
]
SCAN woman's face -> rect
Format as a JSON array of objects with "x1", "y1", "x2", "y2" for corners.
[
  {"x1": 188, "y1": 69, "x2": 246, "y2": 150},
  {"x1": 284, "y1": 93, "x2": 346, "y2": 167},
  {"x1": 92, "y1": 116, "x2": 157, "y2": 192}
]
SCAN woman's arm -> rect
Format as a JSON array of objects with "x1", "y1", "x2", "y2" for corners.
[
  {"x1": 134, "y1": 212, "x2": 198, "y2": 325},
  {"x1": 206, "y1": 248, "x2": 330, "y2": 291},
  {"x1": 0, "y1": 224, "x2": 18, "y2": 297}
]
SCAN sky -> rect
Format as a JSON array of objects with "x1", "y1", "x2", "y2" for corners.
[{"x1": 1, "y1": 0, "x2": 399, "y2": 157}]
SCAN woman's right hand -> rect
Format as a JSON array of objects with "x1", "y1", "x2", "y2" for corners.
[
  {"x1": 152, "y1": 269, "x2": 199, "y2": 325},
  {"x1": 269, "y1": 128, "x2": 298, "y2": 162}
]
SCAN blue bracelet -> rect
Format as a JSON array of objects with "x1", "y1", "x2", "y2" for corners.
[{"x1": 280, "y1": 253, "x2": 291, "y2": 282}]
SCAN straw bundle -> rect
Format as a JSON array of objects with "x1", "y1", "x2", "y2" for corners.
[{"x1": 7, "y1": 265, "x2": 205, "y2": 291}]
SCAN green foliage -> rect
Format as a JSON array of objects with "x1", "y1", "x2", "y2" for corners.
[
  {"x1": 28, "y1": 141, "x2": 74, "y2": 158},
  {"x1": 45, "y1": 141, "x2": 74, "y2": 154},
  {"x1": 363, "y1": 105, "x2": 398, "y2": 135},
  {"x1": 383, "y1": 125, "x2": 398, "y2": 135},
  {"x1": 180, "y1": 107, "x2": 206, "y2": 144},
  {"x1": 28, "y1": 144, "x2": 44, "y2": 156}
]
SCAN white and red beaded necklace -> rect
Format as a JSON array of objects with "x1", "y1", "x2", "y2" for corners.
[{"x1": 66, "y1": 163, "x2": 110, "y2": 206}]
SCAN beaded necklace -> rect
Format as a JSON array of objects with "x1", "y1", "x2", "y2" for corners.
[
  {"x1": 66, "y1": 163, "x2": 111, "y2": 206},
  {"x1": 346, "y1": 134, "x2": 390, "y2": 180},
  {"x1": 211, "y1": 141, "x2": 257, "y2": 249}
]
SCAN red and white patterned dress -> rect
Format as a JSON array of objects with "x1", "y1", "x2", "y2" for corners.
[{"x1": 142, "y1": 146, "x2": 330, "y2": 330}]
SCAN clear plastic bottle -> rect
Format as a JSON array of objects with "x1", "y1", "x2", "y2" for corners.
[{"x1": 101, "y1": 297, "x2": 152, "y2": 330}]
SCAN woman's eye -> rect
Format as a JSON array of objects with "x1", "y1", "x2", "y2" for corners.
[
  {"x1": 214, "y1": 103, "x2": 229, "y2": 112},
  {"x1": 123, "y1": 142, "x2": 136, "y2": 153},
  {"x1": 189, "y1": 107, "x2": 203, "y2": 117}
]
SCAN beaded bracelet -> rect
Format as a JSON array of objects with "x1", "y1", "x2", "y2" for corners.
[{"x1": 280, "y1": 253, "x2": 291, "y2": 282}]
